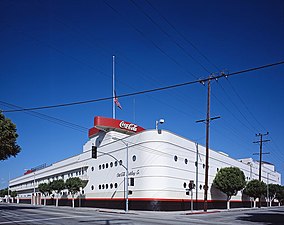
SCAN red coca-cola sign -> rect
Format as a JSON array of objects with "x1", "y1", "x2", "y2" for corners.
[{"x1": 88, "y1": 116, "x2": 145, "y2": 138}]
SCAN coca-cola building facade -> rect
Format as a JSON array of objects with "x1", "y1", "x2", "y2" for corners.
[{"x1": 9, "y1": 116, "x2": 281, "y2": 210}]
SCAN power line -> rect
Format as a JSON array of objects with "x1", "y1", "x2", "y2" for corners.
[
  {"x1": 144, "y1": 0, "x2": 220, "y2": 72},
  {"x1": 103, "y1": 0, "x2": 198, "y2": 80},
  {"x1": 130, "y1": 0, "x2": 211, "y2": 74},
  {"x1": 2, "y1": 60, "x2": 284, "y2": 113},
  {"x1": 0, "y1": 101, "x2": 88, "y2": 132}
]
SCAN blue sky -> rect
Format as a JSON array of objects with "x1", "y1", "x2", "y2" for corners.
[{"x1": 1, "y1": 0, "x2": 284, "y2": 188}]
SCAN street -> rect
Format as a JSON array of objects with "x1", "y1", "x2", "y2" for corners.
[{"x1": 0, "y1": 203, "x2": 283, "y2": 225}]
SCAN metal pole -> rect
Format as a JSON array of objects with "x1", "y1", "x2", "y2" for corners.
[
  {"x1": 126, "y1": 143, "x2": 129, "y2": 213},
  {"x1": 112, "y1": 55, "x2": 115, "y2": 119},
  {"x1": 191, "y1": 189, "x2": 193, "y2": 212},
  {"x1": 195, "y1": 143, "x2": 199, "y2": 203},
  {"x1": 8, "y1": 173, "x2": 10, "y2": 203},
  {"x1": 204, "y1": 78, "x2": 211, "y2": 212},
  {"x1": 33, "y1": 172, "x2": 36, "y2": 205},
  {"x1": 267, "y1": 173, "x2": 269, "y2": 207}
]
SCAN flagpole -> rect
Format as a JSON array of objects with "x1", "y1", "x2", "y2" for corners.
[{"x1": 112, "y1": 55, "x2": 115, "y2": 119}]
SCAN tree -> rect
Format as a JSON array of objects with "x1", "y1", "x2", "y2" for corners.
[
  {"x1": 0, "y1": 112, "x2": 21, "y2": 160},
  {"x1": 50, "y1": 180, "x2": 65, "y2": 207},
  {"x1": 38, "y1": 183, "x2": 52, "y2": 206},
  {"x1": 244, "y1": 179, "x2": 266, "y2": 208},
  {"x1": 65, "y1": 177, "x2": 87, "y2": 208},
  {"x1": 275, "y1": 185, "x2": 284, "y2": 205},
  {"x1": 0, "y1": 188, "x2": 8, "y2": 197},
  {"x1": 267, "y1": 184, "x2": 282, "y2": 207},
  {"x1": 213, "y1": 167, "x2": 246, "y2": 209}
]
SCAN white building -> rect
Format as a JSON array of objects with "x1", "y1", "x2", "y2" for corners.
[{"x1": 9, "y1": 116, "x2": 281, "y2": 210}]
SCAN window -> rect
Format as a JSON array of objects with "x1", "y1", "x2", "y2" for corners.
[
  {"x1": 99, "y1": 185, "x2": 101, "y2": 190},
  {"x1": 91, "y1": 167, "x2": 94, "y2": 171},
  {"x1": 184, "y1": 159, "x2": 188, "y2": 164},
  {"x1": 99, "y1": 165, "x2": 101, "y2": 170},
  {"x1": 114, "y1": 183, "x2": 118, "y2": 188},
  {"x1": 119, "y1": 160, "x2": 123, "y2": 166},
  {"x1": 110, "y1": 162, "x2": 113, "y2": 167},
  {"x1": 91, "y1": 185, "x2": 94, "y2": 190},
  {"x1": 115, "y1": 161, "x2": 118, "y2": 167},
  {"x1": 183, "y1": 182, "x2": 186, "y2": 188},
  {"x1": 110, "y1": 183, "x2": 113, "y2": 189},
  {"x1": 102, "y1": 164, "x2": 105, "y2": 169},
  {"x1": 102, "y1": 184, "x2": 105, "y2": 189},
  {"x1": 174, "y1": 155, "x2": 178, "y2": 162},
  {"x1": 132, "y1": 155, "x2": 137, "y2": 162},
  {"x1": 106, "y1": 163, "x2": 108, "y2": 169},
  {"x1": 106, "y1": 184, "x2": 108, "y2": 189}
]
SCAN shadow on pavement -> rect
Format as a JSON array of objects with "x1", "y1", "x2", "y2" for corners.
[
  {"x1": 237, "y1": 212, "x2": 284, "y2": 225},
  {"x1": 79, "y1": 219, "x2": 131, "y2": 225},
  {"x1": 0, "y1": 204, "x2": 38, "y2": 211}
]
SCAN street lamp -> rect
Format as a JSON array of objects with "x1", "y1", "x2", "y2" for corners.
[
  {"x1": 155, "y1": 119, "x2": 165, "y2": 130},
  {"x1": 112, "y1": 137, "x2": 129, "y2": 213}
]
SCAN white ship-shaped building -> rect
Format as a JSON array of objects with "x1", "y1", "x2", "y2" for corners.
[{"x1": 9, "y1": 116, "x2": 281, "y2": 210}]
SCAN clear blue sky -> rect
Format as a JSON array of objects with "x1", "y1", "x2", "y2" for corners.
[{"x1": 1, "y1": 0, "x2": 284, "y2": 188}]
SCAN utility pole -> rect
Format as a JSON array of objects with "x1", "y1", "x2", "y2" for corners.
[
  {"x1": 253, "y1": 132, "x2": 270, "y2": 181},
  {"x1": 196, "y1": 76, "x2": 220, "y2": 212}
]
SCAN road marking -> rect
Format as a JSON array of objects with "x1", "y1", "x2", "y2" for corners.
[{"x1": 0, "y1": 215, "x2": 94, "y2": 224}]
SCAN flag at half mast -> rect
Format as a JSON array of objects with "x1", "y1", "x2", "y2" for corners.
[{"x1": 114, "y1": 91, "x2": 122, "y2": 110}]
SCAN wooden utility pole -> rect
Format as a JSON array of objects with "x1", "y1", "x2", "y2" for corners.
[
  {"x1": 196, "y1": 76, "x2": 220, "y2": 212},
  {"x1": 253, "y1": 132, "x2": 270, "y2": 181}
]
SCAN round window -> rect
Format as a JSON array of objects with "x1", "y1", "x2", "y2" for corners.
[
  {"x1": 174, "y1": 155, "x2": 178, "y2": 162},
  {"x1": 132, "y1": 155, "x2": 137, "y2": 162}
]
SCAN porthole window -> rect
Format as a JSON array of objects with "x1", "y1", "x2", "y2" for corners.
[
  {"x1": 185, "y1": 159, "x2": 188, "y2": 164},
  {"x1": 99, "y1": 165, "x2": 101, "y2": 170},
  {"x1": 203, "y1": 164, "x2": 205, "y2": 169},
  {"x1": 119, "y1": 160, "x2": 123, "y2": 165},
  {"x1": 110, "y1": 162, "x2": 113, "y2": 167},
  {"x1": 102, "y1": 184, "x2": 105, "y2": 189},
  {"x1": 102, "y1": 164, "x2": 105, "y2": 169},
  {"x1": 174, "y1": 155, "x2": 178, "y2": 162},
  {"x1": 183, "y1": 182, "x2": 186, "y2": 188},
  {"x1": 114, "y1": 183, "x2": 118, "y2": 188},
  {"x1": 106, "y1": 184, "x2": 109, "y2": 189},
  {"x1": 199, "y1": 184, "x2": 203, "y2": 190},
  {"x1": 132, "y1": 155, "x2": 137, "y2": 162},
  {"x1": 217, "y1": 168, "x2": 219, "y2": 172},
  {"x1": 91, "y1": 167, "x2": 94, "y2": 171},
  {"x1": 106, "y1": 163, "x2": 109, "y2": 169},
  {"x1": 115, "y1": 161, "x2": 118, "y2": 167},
  {"x1": 99, "y1": 185, "x2": 101, "y2": 190},
  {"x1": 91, "y1": 185, "x2": 94, "y2": 190},
  {"x1": 110, "y1": 183, "x2": 113, "y2": 189}
]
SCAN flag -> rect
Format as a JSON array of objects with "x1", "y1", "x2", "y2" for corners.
[{"x1": 114, "y1": 91, "x2": 122, "y2": 110}]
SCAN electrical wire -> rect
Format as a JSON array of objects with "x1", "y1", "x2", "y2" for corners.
[
  {"x1": 0, "y1": 101, "x2": 88, "y2": 133},
  {"x1": 129, "y1": 0, "x2": 211, "y2": 74},
  {"x1": 144, "y1": 0, "x2": 221, "y2": 72},
  {"x1": 2, "y1": 60, "x2": 284, "y2": 113}
]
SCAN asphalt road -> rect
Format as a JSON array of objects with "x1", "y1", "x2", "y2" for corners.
[{"x1": 0, "y1": 203, "x2": 284, "y2": 225}]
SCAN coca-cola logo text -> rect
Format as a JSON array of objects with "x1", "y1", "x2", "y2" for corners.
[{"x1": 119, "y1": 121, "x2": 138, "y2": 132}]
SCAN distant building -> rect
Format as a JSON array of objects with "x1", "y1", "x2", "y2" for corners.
[{"x1": 9, "y1": 116, "x2": 281, "y2": 210}]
